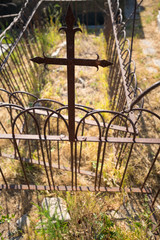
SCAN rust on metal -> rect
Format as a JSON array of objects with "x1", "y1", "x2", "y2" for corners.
[
  {"x1": 31, "y1": 4, "x2": 112, "y2": 141},
  {"x1": 0, "y1": 133, "x2": 160, "y2": 144},
  {"x1": 31, "y1": 55, "x2": 113, "y2": 69},
  {"x1": 0, "y1": 1, "x2": 160, "y2": 228},
  {"x1": 0, "y1": 184, "x2": 152, "y2": 194},
  {"x1": 130, "y1": 81, "x2": 160, "y2": 109},
  {"x1": 0, "y1": 134, "x2": 160, "y2": 144}
]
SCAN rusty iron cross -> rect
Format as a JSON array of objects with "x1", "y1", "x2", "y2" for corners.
[{"x1": 31, "y1": 4, "x2": 112, "y2": 142}]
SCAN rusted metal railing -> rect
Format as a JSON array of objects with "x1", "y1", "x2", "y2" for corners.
[
  {"x1": 104, "y1": 0, "x2": 143, "y2": 115},
  {"x1": 0, "y1": 0, "x2": 159, "y2": 233}
]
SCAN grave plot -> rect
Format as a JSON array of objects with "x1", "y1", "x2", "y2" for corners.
[{"x1": 0, "y1": 0, "x2": 160, "y2": 238}]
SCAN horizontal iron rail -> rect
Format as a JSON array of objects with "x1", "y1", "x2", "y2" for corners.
[
  {"x1": 0, "y1": 184, "x2": 152, "y2": 193},
  {"x1": 0, "y1": 134, "x2": 159, "y2": 144},
  {"x1": 1, "y1": 153, "x2": 95, "y2": 177}
]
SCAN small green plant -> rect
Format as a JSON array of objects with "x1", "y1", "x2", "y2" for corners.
[
  {"x1": 92, "y1": 213, "x2": 117, "y2": 239},
  {"x1": 33, "y1": 203, "x2": 69, "y2": 240},
  {"x1": 0, "y1": 206, "x2": 15, "y2": 240}
]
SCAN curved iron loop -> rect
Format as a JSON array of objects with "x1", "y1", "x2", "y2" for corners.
[
  {"x1": 0, "y1": 88, "x2": 10, "y2": 96},
  {"x1": 44, "y1": 63, "x2": 49, "y2": 71},
  {"x1": 0, "y1": 103, "x2": 25, "y2": 173},
  {"x1": 0, "y1": 88, "x2": 11, "y2": 99},
  {"x1": 75, "y1": 104, "x2": 106, "y2": 136},
  {"x1": 119, "y1": 37, "x2": 129, "y2": 52},
  {"x1": 44, "y1": 108, "x2": 69, "y2": 137},
  {"x1": 121, "y1": 48, "x2": 131, "y2": 65},
  {"x1": 130, "y1": 81, "x2": 160, "y2": 110},
  {"x1": 118, "y1": 30, "x2": 126, "y2": 47},
  {"x1": 112, "y1": 0, "x2": 120, "y2": 16},
  {"x1": 43, "y1": 108, "x2": 71, "y2": 188},
  {"x1": 75, "y1": 109, "x2": 135, "y2": 142},
  {"x1": 12, "y1": 106, "x2": 64, "y2": 189},
  {"x1": 48, "y1": 104, "x2": 106, "y2": 139},
  {"x1": 105, "y1": 112, "x2": 136, "y2": 141},
  {"x1": 58, "y1": 27, "x2": 67, "y2": 33},
  {"x1": 131, "y1": 88, "x2": 144, "y2": 124},
  {"x1": 129, "y1": 108, "x2": 160, "y2": 122},
  {"x1": 9, "y1": 91, "x2": 38, "y2": 107},
  {"x1": 55, "y1": 105, "x2": 91, "y2": 127},
  {"x1": 74, "y1": 110, "x2": 102, "y2": 141},
  {"x1": 123, "y1": 108, "x2": 160, "y2": 139},
  {"x1": 0, "y1": 103, "x2": 25, "y2": 111},
  {"x1": 124, "y1": 60, "x2": 136, "y2": 76},
  {"x1": 0, "y1": 103, "x2": 25, "y2": 131},
  {"x1": 73, "y1": 27, "x2": 82, "y2": 34},
  {"x1": 0, "y1": 36, "x2": 14, "y2": 60},
  {"x1": 117, "y1": 20, "x2": 125, "y2": 34},
  {"x1": 126, "y1": 72, "x2": 137, "y2": 89},
  {"x1": 33, "y1": 99, "x2": 65, "y2": 108},
  {"x1": 116, "y1": 8, "x2": 123, "y2": 24}
]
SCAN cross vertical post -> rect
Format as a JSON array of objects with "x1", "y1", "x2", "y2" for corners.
[
  {"x1": 31, "y1": 4, "x2": 112, "y2": 142},
  {"x1": 66, "y1": 10, "x2": 75, "y2": 142},
  {"x1": 59, "y1": 5, "x2": 81, "y2": 142}
]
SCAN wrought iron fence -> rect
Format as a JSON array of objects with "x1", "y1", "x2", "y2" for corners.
[
  {"x1": 0, "y1": 0, "x2": 160, "y2": 233},
  {"x1": 105, "y1": 0, "x2": 144, "y2": 114}
]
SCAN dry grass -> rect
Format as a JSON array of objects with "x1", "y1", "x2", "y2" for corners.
[
  {"x1": 40, "y1": 29, "x2": 110, "y2": 110},
  {"x1": 126, "y1": 0, "x2": 160, "y2": 190},
  {"x1": 0, "y1": 1, "x2": 160, "y2": 238}
]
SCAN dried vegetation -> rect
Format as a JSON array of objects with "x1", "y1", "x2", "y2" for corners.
[{"x1": 0, "y1": 0, "x2": 160, "y2": 239}]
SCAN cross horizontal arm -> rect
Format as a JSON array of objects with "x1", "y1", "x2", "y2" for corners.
[
  {"x1": 30, "y1": 56, "x2": 67, "y2": 65},
  {"x1": 30, "y1": 56, "x2": 113, "y2": 68},
  {"x1": 74, "y1": 58, "x2": 113, "y2": 68}
]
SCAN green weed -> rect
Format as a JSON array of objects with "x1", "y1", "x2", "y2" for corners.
[
  {"x1": 33, "y1": 203, "x2": 69, "y2": 240},
  {"x1": 92, "y1": 213, "x2": 117, "y2": 239},
  {"x1": 0, "y1": 206, "x2": 15, "y2": 240}
]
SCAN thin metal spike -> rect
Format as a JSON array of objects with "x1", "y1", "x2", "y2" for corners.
[
  {"x1": 65, "y1": 4, "x2": 75, "y2": 27},
  {"x1": 30, "y1": 57, "x2": 44, "y2": 64}
]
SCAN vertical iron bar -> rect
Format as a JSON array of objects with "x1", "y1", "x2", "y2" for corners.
[
  {"x1": 70, "y1": 141, "x2": 74, "y2": 190},
  {"x1": 120, "y1": 143, "x2": 134, "y2": 189},
  {"x1": 75, "y1": 141, "x2": 78, "y2": 190},
  {"x1": 115, "y1": 132, "x2": 128, "y2": 169},
  {"x1": 57, "y1": 116, "x2": 60, "y2": 169},
  {"x1": 0, "y1": 167, "x2": 8, "y2": 188},
  {"x1": 141, "y1": 146, "x2": 160, "y2": 190},
  {"x1": 45, "y1": 138, "x2": 55, "y2": 190},
  {"x1": 152, "y1": 188, "x2": 160, "y2": 207},
  {"x1": 94, "y1": 142, "x2": 102, "y2": 191},
  {"x1": 98, "y1": 142, "x2": 107, "y2": 189},
  {"x1": 66, "y1": 6, "x2": 76, "y2": 142},
  {"x1": 78, "y1": 120, "x2": 85, "y2": 173}
]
